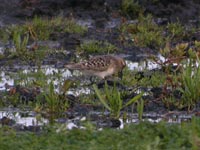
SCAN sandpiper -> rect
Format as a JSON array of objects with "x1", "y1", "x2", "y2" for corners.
[{"x1": 64, "y1": 55, "x2": 126, "y2": 79}]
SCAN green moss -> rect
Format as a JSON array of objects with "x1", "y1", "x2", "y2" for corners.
[
  {"x1": 167, "y1": 22, "x2": 185, "y2": 41},
  {"x1": 64, "y1": 20, "x2": 87, "y2": 35},
  {"x1": 120, "y1": 14, "x2": 165, "y2": 49},
  {"x1": 122, "y1": 67, "x2": 166, "y2": 87},
  {"x1": 121, "y1": 0, "x2": 144, "y2": 18},
  {"x1": 78, "y1": 40, "x2": 118, "y2": 54}
]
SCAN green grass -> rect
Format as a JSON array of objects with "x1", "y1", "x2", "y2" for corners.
[
  {"x1": 6, "y1": 71, "x2": 72, "y2": 118},
  {"x1": 179, "y1": 58, "x2": 200, "y2": 110},
  {"x1": 122, "y1": 67, "x2": 166, "y2": 87},
  {"x1": 1, "y1": 118, "x2": 200, "y2": 150},
  {"x1": 78, "y1": 40, "x2": 118, "y2": 54},
  {"x1": 120, "y1": 14, "x2": 165, "y2": 49},
  {"x1": 36, "y1": 81, "x2": 70, "y2": 122},
  {"x1": 93, "y1": 81, "x2": 143, "y2": 118},
  {"x1": 121, "y1": 0, "x2": 144, "y2": 18},
  {"x1": 7, "y1": 30, "x2": 46, "y2": 65},
  {"x1": 157, "y1": 42, "x2": 200, "y2": 109},
  {"x1": 119, "y1": 13, "x2": 195, "y2": 51},
  {"x1": 167, "y1": 22, "x2": 185, "y2": 41},
  {"x1": 0, "y1": 16, "x2": 87, "y2": 42}
]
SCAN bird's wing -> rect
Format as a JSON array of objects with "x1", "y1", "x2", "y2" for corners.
[
  {"x1": 81, "y1": 56, "x2": 111, "y2": 71},
  {"x1": 65, "y1": 56, "x2": 111, "y2": 71}
]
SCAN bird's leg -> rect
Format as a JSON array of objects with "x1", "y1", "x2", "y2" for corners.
[
  {"x1": 89, "y1": 76, "x2": 95, "y2": 84},
  {"x1": 95, "y1": 77, "x2": 107, "y2": 89}
]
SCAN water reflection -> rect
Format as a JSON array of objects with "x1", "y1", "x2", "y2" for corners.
[
  {"x1": 0, "y1": 108, "x2": 194, "y2": 129},
  {"x1": 0, "y1": 54, "x2": 164, "y2": 91}
]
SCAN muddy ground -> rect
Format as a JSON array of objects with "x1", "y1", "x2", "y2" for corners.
[
  {"x1": 0, "y1": 0, "x2": 200, "y2": 130},
  {"x1": 0, "y1": 0, "x2": 200, "y2": 62}
]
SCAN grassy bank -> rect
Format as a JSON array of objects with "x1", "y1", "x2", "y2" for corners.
[{"x1": 0, "y1": 118, "x2": 200, "y2": 150}]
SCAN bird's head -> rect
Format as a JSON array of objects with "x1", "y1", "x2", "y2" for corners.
[{"x1": 111, "y1": 56, "x2": 126, "y2": 79}]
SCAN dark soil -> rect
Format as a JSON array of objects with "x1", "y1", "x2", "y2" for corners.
[
  {"x1": 0, "y1": 0, "x2": 200, "y2": 130},
  {"x1": 0, "y1": 0, "x2": 200, "y2": 64}
]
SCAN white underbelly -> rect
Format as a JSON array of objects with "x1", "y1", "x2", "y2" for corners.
[{"x1": 94, "y1": 68, "x2": 114, "y2": 79}]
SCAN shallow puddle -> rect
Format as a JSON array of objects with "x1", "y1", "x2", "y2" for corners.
[
  {"x1": 0, "y1": 54, "x2": 164, "y2": 91},
  {"x1": 0, "y1": 108, "x2": 48, "y2": 126},
  {"x1": 0, "y1": 108, "x2": 195, "y2": 131},
  {"x1": 0, "y1": 54, "x2": 193, "y2": 131}
]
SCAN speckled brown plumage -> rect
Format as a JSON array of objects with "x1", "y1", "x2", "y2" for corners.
[{"x1": 64, "y1": 55, "x2": 126, "y2": 79}]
